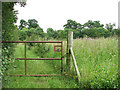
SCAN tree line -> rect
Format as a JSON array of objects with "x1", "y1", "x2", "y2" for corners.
[{"x1": 18, "y1": 19, "x2": 119, "y2": 40}]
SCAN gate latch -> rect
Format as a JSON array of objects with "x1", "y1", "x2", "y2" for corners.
[{"x1": 54, "y1": 45, "x2": 62, "y2": 52}]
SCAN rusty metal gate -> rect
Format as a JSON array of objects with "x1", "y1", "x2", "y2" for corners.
[{"x1": 2, "y1": 41, "x2": 63, "y2": 76}]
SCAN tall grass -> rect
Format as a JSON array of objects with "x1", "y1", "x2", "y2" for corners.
[
  {"x1": 73, "y1": 37, "x2": 118, "y2": 88},
  {"x1": 2, "y1": 37, "x2": 118, "y2": 88}
]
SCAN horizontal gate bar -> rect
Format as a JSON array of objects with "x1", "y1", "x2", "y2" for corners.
[
  {"x1": 1, "y1": 41, "x2": 62, "y2": 43},
  {"x1": 11, "y1": 58, "x2": 61, "y2": 60},
  {"x1": 9, "y1": 74, "x2": 61, "y2": 76}
]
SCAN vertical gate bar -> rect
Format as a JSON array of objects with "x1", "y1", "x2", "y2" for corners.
[
  {"x1": 61, "y1": 41, "x2": 63, "y2": 73},
  {"x1": 25, "y1": 42, "x2": 27, "y2": 75}
]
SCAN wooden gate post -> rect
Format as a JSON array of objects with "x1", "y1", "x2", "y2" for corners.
[{"x1": 66, "y1": 31, "x2": 73, "y2": 73}]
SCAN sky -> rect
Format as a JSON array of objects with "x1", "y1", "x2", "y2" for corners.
[{"x1": 14, "y1": 0, "x2": 119, "y2": 32}]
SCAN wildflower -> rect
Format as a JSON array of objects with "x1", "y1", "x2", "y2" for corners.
[{"x1": 88, "y1": 38, "x2": 93, "y2": 40}]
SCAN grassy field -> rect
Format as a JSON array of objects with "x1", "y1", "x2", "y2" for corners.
[
  {"x1": 73, "y1": 37, "x2": 118, "y2": 88},
  {"x1": 2, "y1": 37, "x2": 118, "y2": 88}
]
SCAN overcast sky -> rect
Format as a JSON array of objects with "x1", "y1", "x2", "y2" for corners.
[{"x1": 14, "y1": 0, "x2": 119, "y2": 32}]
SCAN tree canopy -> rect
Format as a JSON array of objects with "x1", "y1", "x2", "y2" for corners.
[
  {"x1": 63, "y1": 19, "x2": 83, "y2": 30},
  {"x1": 19, "y1": 19, "x2": 27, "y2": 30},
  {"x1": 28, "y1": 19, "x2": 39, "y2": 29},
  {"x1": 83, "y1": 20, "x2": 104, "y2": 29}
]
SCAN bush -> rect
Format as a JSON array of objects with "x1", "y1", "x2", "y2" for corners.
[
  {"x1": 111, "y1": 29, "x2": 120, "y2": 36},
  {"x1": 33, "y1": 43, "x2": 50, "y2": 58},
  {"x1": 18, "y1": 26, "x2": 44, "y2": 41}
]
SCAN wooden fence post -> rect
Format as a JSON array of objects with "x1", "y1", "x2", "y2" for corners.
[
  {"x1": 118, "y1": 2, "x2": 120, "y2": 81},
  {"x1": 66, "y1": 31, "x2": 73, "y2": 73}
]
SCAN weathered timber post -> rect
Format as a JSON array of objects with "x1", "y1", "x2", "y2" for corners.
[
  {"x1": 118, "y1": 2, "x2": 120, "y2": 83},
  {"x1": 66, "y1": 31, "x2": 73, "y2": 73}
]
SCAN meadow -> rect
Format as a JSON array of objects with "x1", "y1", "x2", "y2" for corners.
[{"x1": 2, "y1": 37, "x2": 118, "y2": 88}]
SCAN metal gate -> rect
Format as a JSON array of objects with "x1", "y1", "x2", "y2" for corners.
[{"x1": 2, "y1": 41, "x2": 63, "y2": 76}]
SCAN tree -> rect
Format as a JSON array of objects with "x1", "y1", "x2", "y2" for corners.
[
  {"x1": 19, "y1": 19, "x2": 27, "y2": 30},
  {"x1": 83, "y1": 20, "x2": 104, "y2": 29},
  {"x1": 18, "y1": 26, "x2": 44, "y2": 41},
  {"x1": 28, "y1": 19, "x2": 39, "y2": 29},
  {"x1": 63, "y1": 19, "x2": 83, "y2": 30},
  {"x1": 47, "y1": 28, "x2": 54, "y2": 38},
  {"x1": 63, "y1": 19, "x2": 85, "y2": 39},
  {"x1": 35, "y1": 26, "x2": 44, "y2": 38},
  {"x1": 105, "y1": 23, "x2": 115, "y2": 32},
  {"x1": 83, "y1": 27, "x2": 110, "y2": 38},
  {"x1": 57, "y1": 30, "x2": 67, "y2": 39},
  {"x1": 73, "y1": 29, "x2": 84, "y2": 39}
]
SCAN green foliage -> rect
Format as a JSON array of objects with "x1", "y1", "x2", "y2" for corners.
[
  {"x1": 73, "y1": 29, "x2": 84, "y2": 39},
  {"x1": 47, "y1": 28, "x2": 55, "y2": 39},
  {"x1": 83, "y1": 27, "x2": 110, "y2": 38},
  {"x1": 28, "y1": 19, "x2": 39, "y2": 29},
  {"x1": 61, "y1": 19, "x2": 117, "y2": 39},
  {"x1": 46, "y1": 28, "x2": 68, "y2": 40},
  {"x1": 57, "y1": 30, "x2": 67, "y2": 39},
  {"x1": 19, "y1": 19, "x2": 27, "y2": 30},
  {"x1": 2, "y1": 1, "x2": 26, "y2": 77},
  {"x1": 18, "y1": 19, "x2": 39, "y2": 30},
  {"x1": 111, "y1": 29, "x2": 120, "y2": 36},
  {"x1": 2, "y1": 2, "x2": 18, "y2": 76},
  {"x1": 33, "y1": 43, "x2": 50, "y2": 58},
  {"x1": 83, "y1": 20, "x2": 104, "y2": 29},
  {"x1": 63, "y1": 19, "x2": 83, "y2": 30},
  {"x1": 18, "y1": 26, "x2": 44, "y2": 41},
  {"x1": 17, "y1": 19, "x2": 119, "y2": 41},
  {"x1": 18, "y1": 25, "x2": 48, "y2": 56},
  {"x1": 105, "y1": 23, "x2": 115, "y2": 32}
]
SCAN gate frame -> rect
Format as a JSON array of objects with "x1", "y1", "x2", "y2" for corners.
[{"x1": 1, "y1": 41, "x2": 63, "y2": 76}]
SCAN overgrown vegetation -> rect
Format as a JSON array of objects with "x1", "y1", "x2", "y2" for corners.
[{"x1": 2, "y1": 37, "x2": 118, "y2": 88}]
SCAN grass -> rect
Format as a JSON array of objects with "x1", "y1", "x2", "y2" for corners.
[
  {"x1": 73, "y1": 37, "x2": 118, "y2": 88},
  {"x1": 2, "y1": 37, "x2": 118, "y2": 88}
]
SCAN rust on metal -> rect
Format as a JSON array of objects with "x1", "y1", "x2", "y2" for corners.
[
  {"x1": 1, "y1": 41, "x2": 62, "y2": 43},
  {"x1": 61, "y1": 41, "x2": 63, "y2": 73},
  {"x1": 9, "y1": 74, "x2": 61, "y2": 76},
  {"x1": 11, "y1": 58, "x2": 61, "y2": 60},
  {"x1": 25, "y1": 42, "x2": 27, "y2": 75}
]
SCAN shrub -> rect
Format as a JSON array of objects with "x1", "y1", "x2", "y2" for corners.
[{"x1": 33, "y1": 43, "x2": 50, "y2": 58}]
